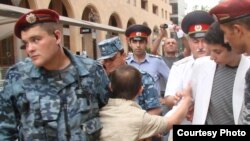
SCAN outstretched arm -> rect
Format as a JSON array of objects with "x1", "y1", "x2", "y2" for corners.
[{"x1": 151, "y1": 28, "x2": 167, "y2": 55}]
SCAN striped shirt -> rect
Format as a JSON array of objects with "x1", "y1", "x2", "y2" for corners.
[{"x1": 206, "y1": 64, "x2": 237, "y2": 124}]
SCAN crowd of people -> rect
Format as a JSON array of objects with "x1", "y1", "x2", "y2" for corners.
[{"x1": 1, "y1": 0, "x2": 250, "y2": 141}]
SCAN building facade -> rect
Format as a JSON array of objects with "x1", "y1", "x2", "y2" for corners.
[
  {"x1": 0, "y1": 0, "x2": 172, "y2": 78},
  {"x1": 169, "y1": 0, "x2": 187, "y2": 25}
]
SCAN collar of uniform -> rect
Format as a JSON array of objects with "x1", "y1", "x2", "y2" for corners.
[
  {"x1": 28, "y1": 48, "x2": 89, "y2": 78},
  {"x1": 107, "y1": 98, "x2": 141, "y2": 108},
  {"x1": 28, "y1": 48, "x2": 90, "y2": 78},
  {"x1": 128, "y1": 52, "x2": 149, "y2": 64},
  {"x1": 63, "y1": 48, "x2": 89, "y2": 76}
]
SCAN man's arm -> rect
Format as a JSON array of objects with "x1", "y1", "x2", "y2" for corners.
[
  {"x1": 164, "y1": 85, "x2": 193, "y2": 130},
  {"x1": 151, "y1": 28, "x2": 167, "y2": 55},
  {"x1": 94, "y1": 63, "x2": 110, "y2": 108},
  {"x1": 141, "y1": 72, "x2": 162, "y2": 115},
  {"x1": 0, "y1": 68, "x2": 21, "y2": 140}
]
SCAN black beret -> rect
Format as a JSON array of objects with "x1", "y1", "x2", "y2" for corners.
[
  {"x1": 125, "y1": 24, "x2": 151, "y2": 40},
  {"x1": 181, "y1": 10, "x2": 214, "y2": 38}
]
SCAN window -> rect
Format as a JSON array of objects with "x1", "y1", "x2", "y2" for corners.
[
  {"x1": 170, "y1": 17, "x2": 178, "y2": 25},
  {"x1": 141, "y1": 0, "x2": 148, "y2": 10},
  {"x1": 161, "y1": 8, "x2": 164, "y2": 18},
  {"x1": 152, "y1": 5, "x2": 158, "y2": 15},
  {"x1": 133, "y1": 0, "x2": 136, "y2": 6},
  {"x1": 0, "y1": 37, "x2": 14, "y2": 67},
  {"x1": 165, "y1": 11, "x2": 168, "y2": 19},
  {"x1": 171, "y1": 3, "x2": 178, "y2": 14}
]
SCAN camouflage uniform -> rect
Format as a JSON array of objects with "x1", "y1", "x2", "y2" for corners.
[
  {"x1": 97, "y1": 36, "x2": 161, "y2": 112},
  {"x1": 239, "y1": 68, "x2": 250, "y2": 124},
  {"x1": 0, "y1": 48, "x2": 110, "y2": 141},
  {"x1": 136, "y1": 70, "x2": 161, "y2": 111}
]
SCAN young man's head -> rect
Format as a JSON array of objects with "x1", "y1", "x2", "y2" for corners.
[
  {"x1": 98, "y1": 36, "x2": 126, "y2": 75},
  {"x1": 205, "y1": 21, "x2": 240, "y2": 66},
  {"x1": 109, "y1": 65, "x2": 143, "y2": 100},
  {"x1": 14, "y1": 9, "x2": 62, "y2": 68},
  {"x1": 181, "y1": 10, "x2": 214, "y2": 59},
  {"x1": 125, "y1": 24, "x2": 151, "y2": 56},
  {"x1": 209, "y1": 0, "x2": 250, "y2": 55}
]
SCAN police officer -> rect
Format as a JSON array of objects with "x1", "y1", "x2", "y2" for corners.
[
  {"x1": 125, "y1": 24, "x2": 169, "y2": 97},
  {"x1": 125, "y1": 24, "x2": 169, "y2": 141},
  {"x1": 163, "y1": 10, "x2": 214, "y2": 141},
  {"x1": 0, "y1": 9, "x2": 110, "y2": 141},
  {"x1": 98, "y1": 36, "x2": 162, "y2": 115},
  {"x1": 164, "y1": 10, "x2": 214, "y2": 107}
]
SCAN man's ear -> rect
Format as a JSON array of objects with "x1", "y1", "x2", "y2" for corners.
[
  {"x1": 233, "y1": 24, "x2": 244, "y2": 37},
  {"x1": 137, "y1": 86, "x2": 144, "y2": 96},
  {"x1": 53, "y1": 30, "x2": 61, "y2": 44}
]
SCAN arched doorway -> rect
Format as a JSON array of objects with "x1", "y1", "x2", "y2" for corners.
[
  {"x1": 82, "y1": 6, "x2": 100, "y2": 59},
  {"x1": 127, "y1": 18, "x2": 136, "y2": 28},
  {"x1": 107, "y1": 13, "x2": 122, "y2": 38},
  {"x1": 0, "y1": 0, "x2": 30, "y2": 78},
  {"x1": 49, "y1": 0, "x2": 70, "y2": 50}
]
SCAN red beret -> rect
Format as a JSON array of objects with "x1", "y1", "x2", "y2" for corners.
[
  {"x1": 209, "y1": 0, "x2": 250, "y2": 24},
  {"x1": 14, "y1": 9, "x2": 59, "y2": 39}
]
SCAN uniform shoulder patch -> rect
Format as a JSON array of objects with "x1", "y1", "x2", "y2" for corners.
[
  {"x1": 139, "y1": 69, "x2": 146, "y2": 74},
  {"x1": 148, "y1": 54, "x2": 162, "y2": 59},
  {"x1": 126, "y1": 55, "x2": 131, "y2": 60}
]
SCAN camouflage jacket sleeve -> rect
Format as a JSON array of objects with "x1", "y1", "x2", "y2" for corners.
[
  {"x1": 0, "y1": 66, "x2": 21, "y2": 140},
  {"x1": 92, "y1": 63, "x2": 110, "y2": 108},
  {"x1": 138, "y1": 72, "x2": 161, "y2": 110}
]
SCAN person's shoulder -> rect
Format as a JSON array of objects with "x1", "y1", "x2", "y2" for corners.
[
  {"x1": 74, "y1": 55, "x2": 107, "y2": 77},
  {"x1": 139, "y1": 70, "x2": 155, "y2": 84},
  {"x1": 194, "y1": 56, "x2": 211, "y2": 64},
  {"x1": 126, "y1": 52, "x2": 133, "y2": 61},
  {"x1": 4, "y1": 58, "x2": 33, "y2": 80},
  {"x1": 9, "y1": 58, "x2": 32, "y2": 71},
  {"x1": 148, "y1": 53, "x2": 162, "y2": 60},
  {"x1": 75, "y1": 55, "x2": 99, "y2": 68},
  {"x1": 173, "y1": 56, "x2": 193, "y2": 66}
]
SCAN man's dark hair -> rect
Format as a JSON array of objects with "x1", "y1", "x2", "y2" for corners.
[
  {"x1": 205, "y1": 21, "x2": 231, "y2": 51},
  {"x1": 109, "y1": 65, "x2": 142, "y2": 100}
]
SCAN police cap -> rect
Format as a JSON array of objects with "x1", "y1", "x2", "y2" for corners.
[
  {"x1": 209, "y1": 0, "x2": 250, "y2": 24},
  {"x1": 125, "y1": 24, "x2": 151, "y2": 41},
  {"x1": 14, "y1": 9, "x2": 60, "y2": 39},
  {"x1": 98, "y1": 36, "x2": 123, "y2": 60},
  {"x1": 181, "y1": 10, "x2": 214, "y2": 38}
]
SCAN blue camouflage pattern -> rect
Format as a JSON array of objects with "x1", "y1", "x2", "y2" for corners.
[
  {"x1": 96, "y1": 36, "x2": 160, "y2": 111},
  {"x1": 238, "y1": 68, "x2": 250, "y2": 124},
  {"x1": 136, "y1": 70, "x2": 161, "y2": 111},
  {"x1": 0, "y1": 48, "x2": 110, "y2": 141},
  {"x1": 98, "y1": 36, "x2": 123, "y2": 60}
]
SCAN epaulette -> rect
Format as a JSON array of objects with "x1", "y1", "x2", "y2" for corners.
[
  {"x1": 148, "y1": 54, "x2": 162, "y2": 59},
  {"x1": 139, "y1": 69, "x2": 146, "y2": 74},
  {"x1": 126, "y1": 53, "x2": 133, "y2": 60},
  {"x1": 173, "y1": 56, "x2": 193, "y2": 66},
  {"x1": 127, "y1": 52, "x2": 133, "y2": 56}
]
